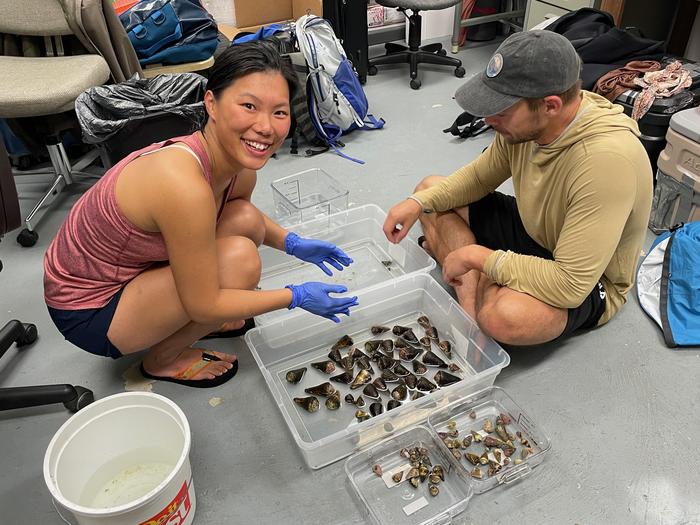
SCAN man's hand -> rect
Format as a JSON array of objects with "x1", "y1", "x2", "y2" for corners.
[
  {"x1": 442, "y1": 245, "x2": 492, "y2": 286},
  {"x1": 383, "y1": 198, "x2": 423, "y2": 244}
]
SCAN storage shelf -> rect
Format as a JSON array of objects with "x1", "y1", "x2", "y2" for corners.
[{"x1": 368, "y1": 22, "x2": 405, "y2": 46}]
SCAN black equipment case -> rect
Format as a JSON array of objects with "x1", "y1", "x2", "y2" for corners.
[{"x1": 323, "y1": 0, "x2": 369, "y2": 83}]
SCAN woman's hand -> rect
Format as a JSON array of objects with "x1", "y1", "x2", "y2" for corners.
[
  {"x1": 284, "y1": 232, "x2": 353, "y2": 276},
  {"x1": 286, "y1": 282, "x2": 359, "y2": 323}
]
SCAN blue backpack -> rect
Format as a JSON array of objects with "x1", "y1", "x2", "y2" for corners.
[
  {"x1": 295, "y1": 14, "x2": 384, "y2": 164},
  {"x1": 637, "y1": 222, "x2": 700, "y2": 347}
]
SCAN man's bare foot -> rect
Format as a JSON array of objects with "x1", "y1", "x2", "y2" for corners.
[{"x1": 142, "y1": 348, "x2": 237, "y2": 381}]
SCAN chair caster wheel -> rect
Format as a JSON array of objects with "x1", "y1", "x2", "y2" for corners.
[
  {"x1": 455, "y1": 66, "x2": 466, "y2": 78},
  {"x1": 437, "y1": 48, "x2": 447, "y2": 57},
  {"x1": 17, "y1": 228, "x2": 38, "y2": 247},
  {"x1": 410, "y1": 78, "x2": 421, "y2": 90},
  {"x1": 368, "y1": 65, "x2": 378, "y2": 76},
  {"x1": 16, "y1": 323, "x2": 38, "y2": 347}
]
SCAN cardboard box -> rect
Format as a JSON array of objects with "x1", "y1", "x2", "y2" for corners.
[
  {"x1": 293, "y1": 0, "x2": 323, "y2": 18},
  {"x1": 233, "y1": 0, "x2": 322, "y2": 28}
]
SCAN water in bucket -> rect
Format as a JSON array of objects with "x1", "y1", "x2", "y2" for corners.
[{"x1": 79, "y1": 447, "x2": 177, "y2": 508}]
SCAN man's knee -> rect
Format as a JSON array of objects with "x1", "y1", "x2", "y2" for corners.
[
  {"x1": 475, "y1": 299, "x2": 527, "y2": 343},
  {"x1": 414, "y1": 175, "x2": 446, "y2": 193},
  {"x1": 475, "y1": 294, "x2": 567, "y2": 345},
  {"x1": 218, "y1": 236, "x2": 261, "y2": 290},
  {"x1": 218, "y1": 199, "x2": 265, "y2": 246}
]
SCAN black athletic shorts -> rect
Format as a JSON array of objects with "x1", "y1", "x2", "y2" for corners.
[
  {"x1": 47, "y1": 288, "x2": 124, "y2": 359},
  {"x1": 468, "y1": 192, "x2": 606, "y2": 341}
]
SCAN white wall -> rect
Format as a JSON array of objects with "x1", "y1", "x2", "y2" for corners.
[{"x1": 407, "y1": 6, "x2": 456, "y2": 42}]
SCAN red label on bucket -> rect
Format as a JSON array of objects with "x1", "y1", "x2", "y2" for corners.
[{"x1": 138, "y1": 480, "x2": 192, "y2": 525}]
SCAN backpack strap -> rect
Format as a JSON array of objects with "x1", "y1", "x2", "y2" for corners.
[
  {"x1": 443, "y1": 111, "x2": 490, "y2": 139},
  {"x1": 306, "y1": 81, "x2": 365, "y2": 164},
  {"x1": 330, "y1": 143, "x2": 365, "y2": 164},
  {"x1": 359, "y1": 114, "x2": 385, "y2": 130},
  {"x1": 659, "y1": 229, "x2": 678, "y2": 348}
]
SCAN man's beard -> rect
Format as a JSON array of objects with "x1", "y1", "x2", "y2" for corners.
[
  {"x1": 504, "y1": 123, "x2": 546, "y2": 144},
  {"x1": 501, "y1": 112, "x2": 547, "y2": 144}
]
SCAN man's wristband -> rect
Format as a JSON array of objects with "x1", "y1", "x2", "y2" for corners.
[{"x1": 407, "y1": 195, "x2": 432, "y2": 214}]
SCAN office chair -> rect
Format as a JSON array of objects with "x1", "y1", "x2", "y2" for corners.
[
  {"x1": 369, "y1": 0, "x2": 465, "y2": 89},
  {"x1": 0, "y1": 142, "x2": 94, "y2": 413},
  {"x1": 0, "y1": 0, "x2": 111, "y2": 247}
]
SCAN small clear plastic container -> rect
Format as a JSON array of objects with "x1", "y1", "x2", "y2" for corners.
[
  {"x1": 428, "y1": 387, "x2": 551, "y2": 494},
  {"x1": 244, "y1": 273, "x2": 510, "y2": 469},
  {"x1": 256, "y1": 204, "x2": 436, "y2": 326},
  {"x1": 271, "y1": 168, "x2": 349, "y2": 226},
  {"x1": 344, "y1": 388, "x2": 550, "y2": 524},
  {"x1": 345, "y1": 426, "x2": 474, "y2": 525}
]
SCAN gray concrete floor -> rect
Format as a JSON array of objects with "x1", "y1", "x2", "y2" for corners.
[{"x1": 2, "y1": 36, "x2": 699, "y2": 525}]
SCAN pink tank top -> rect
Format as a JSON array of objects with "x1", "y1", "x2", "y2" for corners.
[{"x1": 44, "y1": 133, "x2": 235, "y2": 309}]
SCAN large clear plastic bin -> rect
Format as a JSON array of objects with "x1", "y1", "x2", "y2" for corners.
[
  {"x1": 256, "y1": 204, "x2": 436, "y2": 326},
  {"x1": 271, "y1": 168, "x2": 349, "y2": 226},
  {"x1": 244, "y1": 273, "x2": 510, "y2": 469}
]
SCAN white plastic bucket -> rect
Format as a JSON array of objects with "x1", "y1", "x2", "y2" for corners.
[{"x1": 43, "y1": 392, "x2": 195, "y2": 525}]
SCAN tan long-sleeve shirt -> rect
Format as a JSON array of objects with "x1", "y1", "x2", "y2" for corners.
[{"x1": 414, "y1": 91, "x2": 653, "y2": 325}]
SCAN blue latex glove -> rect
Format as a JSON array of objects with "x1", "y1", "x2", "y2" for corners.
[
  {"x1": 286, "y1": 282, "x2": 359, "y2": 323},
  {"x1": 285, "y1": 232, "x2": 353, "y2": 277}
]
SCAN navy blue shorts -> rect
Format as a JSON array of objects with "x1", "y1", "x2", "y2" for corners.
[
  {"x1": 47, "y1": 289, "x2": 124, "y2": 359},
  {"x1": 469, "y1": 192, "x2": 606, "y2": 340}
]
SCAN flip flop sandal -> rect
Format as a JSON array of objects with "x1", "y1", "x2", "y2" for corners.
[
  {"x1": 139, "y1": 351, "x2": 238, "y2": 388},
  {"x1": 200, "y1": 317, "x2": 255, "y2": 340}
]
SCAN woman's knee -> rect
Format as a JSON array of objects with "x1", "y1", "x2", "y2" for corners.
[
  {"x1": 217, "y1": 236, "x2": 261, "y2": 290},
  {"x1": 217, "y1": 199, "x2": 265, "y2": 246},
  {"x1": 414, "y1": 175, "x2": 446, "y2": 193}
]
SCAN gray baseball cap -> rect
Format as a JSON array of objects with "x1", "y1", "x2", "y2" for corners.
[{"x1": 455, "y1": 30, "x2": 581, "y2": 117}]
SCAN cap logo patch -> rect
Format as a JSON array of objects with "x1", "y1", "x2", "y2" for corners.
[{"x1": 486, "y1": 53, "x2": 503, "y2": 78}]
